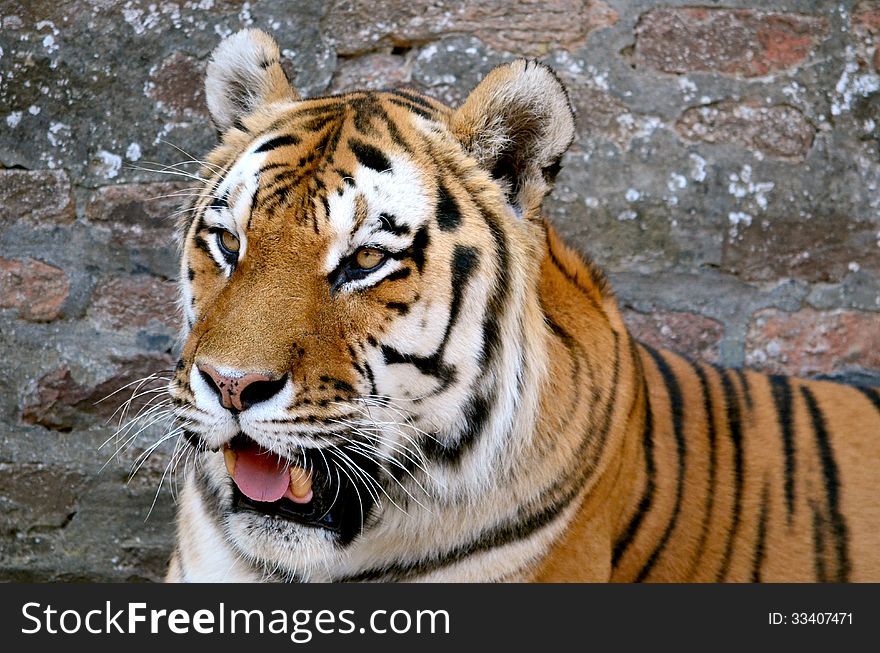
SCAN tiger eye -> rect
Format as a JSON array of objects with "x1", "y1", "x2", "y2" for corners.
[
  {"x1": 355, "y1": 247, "x2": 385, "y2": 269},
  {"x1": 219, "y1": 230, "x2": 240, "y2": 254}
]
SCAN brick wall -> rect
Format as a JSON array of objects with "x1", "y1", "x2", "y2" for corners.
[{"x1": 1, "y1": 1, "x2": 878, "y2": 580}]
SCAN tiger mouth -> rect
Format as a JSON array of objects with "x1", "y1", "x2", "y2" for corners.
[{"x1": 223, "y1": 433, "x2": 377, "y2": 544}]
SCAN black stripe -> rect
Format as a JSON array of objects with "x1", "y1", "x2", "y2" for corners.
[
  {"x1": 854, "y1": 385, "x2": 880, "y2": 414},
  {"x1": 385, "y1": 247, "x2": 478, "y2": 435},
  {"x1": 387, "y1": 88, "x2": 438, "y2": 113},
  {"x1": 812, "y1": 503, "x2": 828, "y2": 582},
  {"x1": 751, "y1": 480, "x2": 770, "y2": 582},
  {"x1": 535, "y1": 321, "x2": 620, "y2": 513},
  {"x1": 379, "y1": 346, "x2": 454, "y2": 383},
  {"x1": 379, "y1": 110, "x2": 409, "y2": 149},
  {"x1": 425, "y1": 393, "x2": 490, "y2": 464},
  {"x1": 445, "y1": 246, "x2": 479, "y2": 345},
  {"x1": 544, "y1": 317, "x2": 583, "y2": 436},
  {"x1": 347, "y1": 345, "x2": 364, "y2": 375},
  {"x1": 254, "y1": 134, "x2": 300, "y2": 153},
  {"x1": 194, "y1": 464, "x2": 228, "y2": 516},
  {"x1": 317, "y1": 193, "x2": 329, "y2": 233},
  {"x1": 611, "y1": 372, "x2": 655, "y2": 566},
  {"x1": 385, "y1": 267, "x2": 411, "y2": 283},
  {"x1": 419, "y1": 205, "x2": 509, "y2": 464},
  {"x1": 559, "y1": 331, "x2": 621, "y2": 496},
  {"x1": 246, "y1": 185, "x2": 259, "y2": 232},
  {"x1": 339, "y1": 456, "x2": 583, "y2": 582},
  {"x1": 348, "y1": 96, "x2": 389, "y2": 135},
  {"x1": 208, "y1": 194, "x2": 228, "y2": 211},
  {"x1": 545, "y1": 232, "x2": 603, "y2": 314},
  {"x1": 182, "y1": 429, "x2": 210, "y2": 453},
  {"x1": 301, "y1": 112, "x2": 344, "y2": 133},
  {"x1": 378, "y1": 212, "x2": 410, "y2": 236},
  {"x1": 769, "y1": 375, "x2": 796, "y2": 521},
  {"x1": 259, "y1": 162, "x2": 290, "y2": 175},
  {"x1": 435, "y1": 182, "x2": 461, "y2": 231},
  {"x1": 635, "y1": 347, "x2": 686, "y2": 582},
  {"x1": 335, "y1": 168, "x2": 354, "y2": 187},
  {"x1": 408, "y1": 225, "x2": 429, "y2": 274},
  {"x1": 687, "y1": 363, "x2": 718, "y2": 579},
  {"x1": 362, "y1": 358, "x2": 377, "y2": 396},
  {"x1": 475, "y1": 205, "x2": 511, "y2": 369},
  {"x1": 716, "y1": 369, "x2": 744, "y2": 582},
  {"x1": 318, "y1": 376, "x2": 355, "y2": 395},
  {"x1": 387, "y1": 98, "x2": 436, "y2": 121},
  {"x1": 386, "y1": 302, "x2": 409, "y2": 315},
  {"x1": 734, "y1": 368, "x2": 753, "y2": 410},
  {"x1": 231, "y1": 117, "x2": 249, "y2": 133},
  {"x1": 193, "y1": 234, "x2": 214, "y2": 259},
  {"x1": 322, "y1": 120, "x2": 345, "y2": 169},
  {"x1": 349, "y1": 138, "x2": 391, "y2": 172},
  {"x1": 800, "y1": 386, "x2": 850, "y2": 582}
]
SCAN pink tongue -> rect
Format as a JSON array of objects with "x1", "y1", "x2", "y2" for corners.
[{"x1": 232, "y1": 443, "x2": 289, "y2": 503}]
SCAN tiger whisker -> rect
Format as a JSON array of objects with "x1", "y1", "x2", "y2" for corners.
[
  {"x1": 332, "y1": 432, "x2": 435, "y2": 510},
  {"x1": 104, "y1": 407, "x2": 178, "y2": 469},
  {"x1": 94, "y1": 371, "x2": 172, "y2": 406},
  {"x1": 328, "y1": 417, "x2": 436, "y2": 488},
  {"x1": 100, "y1": 397, "x2": 174, "y2": 452},
  {"x1": 350, "y1": 398, "x2": 444, "y2": 444},
  {"x1": 323, "y1": 450, "x2": 368, "y2": 534},
  {"x1": 104, "y1": 396, "x2": 174, "y2": 447},
  {"x1": 143, "y1": 188, "x2": 203, "y2": 201},
  {"x1": 157, "y1": 139, "x2": 225, "y2": 174},
  {"x1": 126, "y1": 163, "x2": 208, "y2": 183},
  {"x1": 106, "y1": 375, "x2": 173, "y2": 438},
  {"x1": 324, "y1": 440, "x2": 413, "y2": 518},
  {"x1": 335, "y1": 404, "x2": 445, "y2": 480},
  {"x1": 129, "y1": 427, "x2": 184, "y2": 483},
  {"x1": 326, "y1": 445, "x2": 382, "y2": 504},
  {"x1": 342, "y1": 407, "x2": 438, "y2": 458}
]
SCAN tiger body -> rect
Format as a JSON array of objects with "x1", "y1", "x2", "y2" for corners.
[
  {"x1": 536, "y1": 233, "x2": 880, "y2": 581},
  {"x1": 165, "y1": 29, "x2": 880, "y2": 582}
]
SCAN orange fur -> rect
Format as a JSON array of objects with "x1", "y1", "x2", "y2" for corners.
[{"x1": 534, "y1": 227, "x2": 880, "y2": 581}]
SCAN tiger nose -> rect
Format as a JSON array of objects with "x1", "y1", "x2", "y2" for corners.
[{"x1": 196, "y1": 363, "x2": 287, "y2": 413}]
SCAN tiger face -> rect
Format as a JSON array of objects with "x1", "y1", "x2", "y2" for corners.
[{"x1": 168, "y1": 29, "x2": 575, "y2": 579}]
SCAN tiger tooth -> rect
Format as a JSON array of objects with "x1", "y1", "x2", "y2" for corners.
[
  {"x1": 289, "y1": 466, "x2": 312, "y2": 499},
  {"x1": 223, "y1": 447, "x2": 237, "y2": 477}
]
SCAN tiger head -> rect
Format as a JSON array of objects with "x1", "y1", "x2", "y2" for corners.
[{"x1": 170, "y1": 29, "x2": 577, "y2": 578}]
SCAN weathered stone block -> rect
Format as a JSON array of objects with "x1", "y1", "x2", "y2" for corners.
[
  {"x1": 634, "y1": 8, "x2": 829, "y2": 77},
  {"x1": 326, "y1": 0, "x2": 617, "y2": 56},
  {"x1": 88, "y1": 276, "x2": 180, "y2": 331},
  {"x1": 329, "y1": 54, "x2": 410, "y2": 93},
  {"x1": 0, "y1": 170, "x2": 74, "y2": 225},
  {"x1": 723, "y1": 214, "x2": 880, "y2": 283},
  {"x1": 623, "y1": 308, "x2": 723, "y2": 363},
  {"x1": 21, "y1": 355, "x2": 174, "y2": 432},
  {"x1": 746, "y1": 308, "x2": 880, "y2": 376},
  {"x1": 0, "y1": 257, "x2": 70, "y2": 322},
  {"x1": 0, "y1": 463, "x2": 84, "y2": 536},
  {"x1": 146, "y1": 52, "x2": 208, "y2": 120},
  {"x1": 676, "y1": 100, "x2": 815, "y2": 161}
]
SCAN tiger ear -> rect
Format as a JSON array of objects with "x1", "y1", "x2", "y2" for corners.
[
  {"x1": 205, "y1": 29, "x2": 299, "y2": 132},
  {"x1": 450, "y1": 60, "x2": 575, "y2": 218}
]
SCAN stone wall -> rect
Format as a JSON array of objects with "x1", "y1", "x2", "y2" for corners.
[{"x1": 1, "y1": 1, "x2": 878, "y2": 581}]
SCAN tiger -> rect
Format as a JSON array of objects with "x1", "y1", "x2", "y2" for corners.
[{"x1": 163, "y1": 28, "x2": 880, "y2": 582}]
